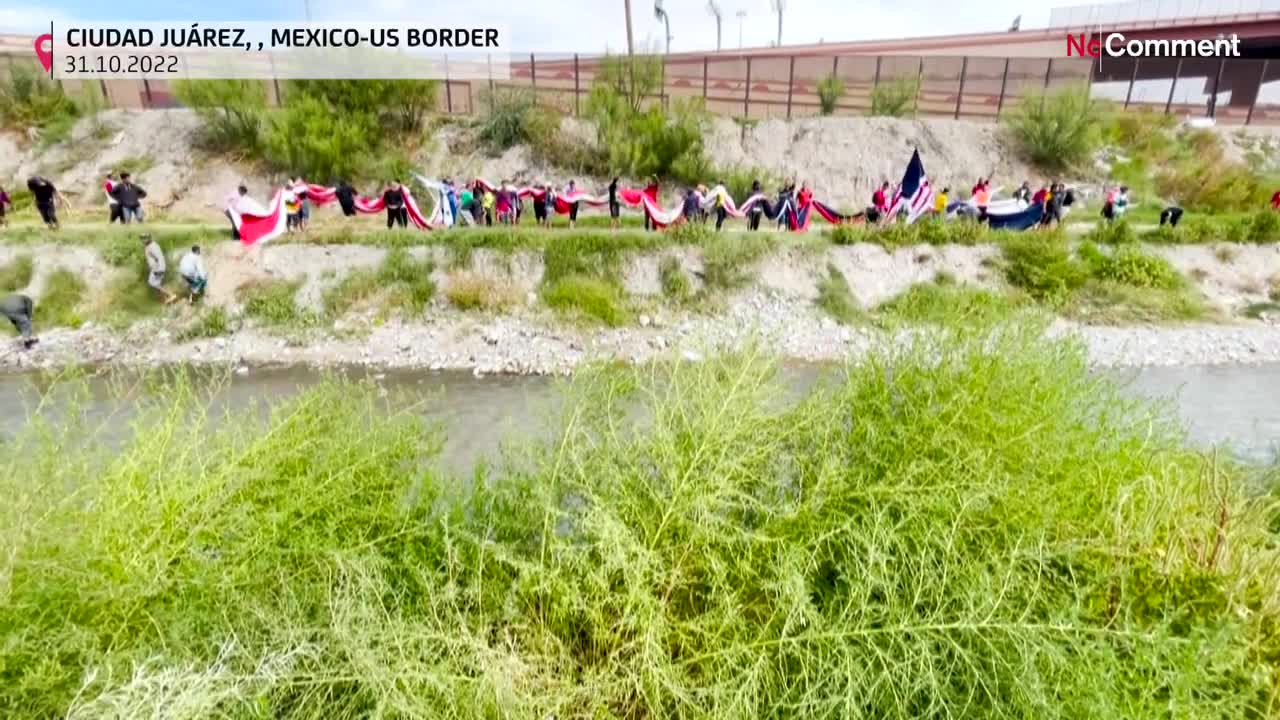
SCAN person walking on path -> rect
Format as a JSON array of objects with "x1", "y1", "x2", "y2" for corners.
[
  {"x1": 27, "y1": 177, "x2": 66, "y2": 229},
  {"x1": 383, "y1": 181, "x2": 408, "y2": 229},
  {"x1": 110, "y1": 172, "x2": 147, "y2": 224},
  {"x1": 142, "y1": 234, "x2": 178, "y2": 304},
  {"x1": 564, "y1": 179, "x2": 581, "y2": 229},
  {"x1": 608, "y1": 177, "x2": 621, "y2": 231},
  {"x1": 747, "y1": 179, "x2": 764, "y2": 231},
  {"x1": 178, "y1": 245, "x2": 207, "y2": 302},
  {"x1": 1, "y1": 293, "x2": 37, "y2": 349},
  {"x1": 0, "y1": 185, "x2": 10, "y2": 228},
  {"x1": 335, "y1": 179, "x2": 357, "y2": 217}
]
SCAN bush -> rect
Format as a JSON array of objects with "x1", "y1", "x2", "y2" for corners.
[
  {"x1": 0, "y1": 255, "x2": 34, "y2": 292},
  {"x1": 869, "y1": 76, "x2": 919, "y2": 117},
  {"x1": 477, "y1": 88, "x2": 541, "y2": 154},
  {"x1": 1080, "y1": 242, "x2": 1184, "y2": 290},
  {"x1": 175, "y1": 306, "x2": 231, "y2": 342},
  {"x1": 1084, "y1": 220, "x2": 1137, "y2": 245},
  {"x1": 324, "y1": 249, "x2": 436, "y2": 317},
  {"x1": 1000, "y1": 235, "x2": 1088, "y2": 303},
  {"x1": 877, "y1": 280, "x2": 1020, "y2": 325},
  {"x1": 658, "y1": 255, "x2": 693, "y2": 304},
  {"x1": 444, "y1": 271, "x2": 520, "y2": 311},
  {"x1": 816, "y1": 73, "x2": 845, "y2": 115},
  {"x1": 664, "y1": 219, "x2": 714, "y2": 245},
  {"x1": 37, "y1": 268, "x2": 85, "y2": 329},
  {"x1": 173, "y1": 80, "x2": 266, "y2": 152},
  {"x1": 0, "y1": 65, "x2": 79, "y2": 136},
  {"x1": 288, "y1": 79, "x2": 438, "y2": 134},
  {"x1": 541, "y1": 274, "x2": 629, "y2": 326},
  {"x1": 712, "y1": 165, "x2": 780, "y2": 205},
  {"x1": 1009, "y1": 84, "x2": 1104, "y2": 169},
  {"x1": 586, "y1": 54, "x2": 710, "y2": 183},
  {"x1": 4, "y1": 327, "x2": 1276, "y2": 716},
  {"x1": 262, "y1": 95, "x2": 375, "y2": 181},
  {"x1": 701, "y1": 233, "x2": 775, "y2": 290},
  {"x1": 241, "y1": 280, "x2": 310, "y2": 326},
  {"x1": 814, "y1": 263, "x2": 865, "y2": 324}
]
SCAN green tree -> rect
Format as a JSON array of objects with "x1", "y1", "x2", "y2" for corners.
[
  {"x1": 173, "y1": 79, "x2": 266, "y2": 151},
  {"x1": 287, "y1": 79, "x2": 438, "y2": 133},
  {"x1": 262, "y1": 95, "x2": 375, "y2": 181},
  {"x1": 0, "y1": 64, "x2": 79, "y2": 132}
]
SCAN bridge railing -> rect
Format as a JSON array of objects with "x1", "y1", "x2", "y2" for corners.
[{"x1": 4, "y1": 42, "x2": 1280, "y2": 127}]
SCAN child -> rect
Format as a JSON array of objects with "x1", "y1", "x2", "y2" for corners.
[{"x1": 284, "y1": 181, "x2": 301, "y2": 232}]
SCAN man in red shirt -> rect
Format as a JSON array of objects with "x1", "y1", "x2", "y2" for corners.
[{"x1": 1270, "y1": 189, "x2": 1280, "y2": 209}]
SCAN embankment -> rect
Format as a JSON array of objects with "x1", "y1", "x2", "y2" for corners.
[{"x1": 3, "y1": 236, "x2": 1280, "y2": 374}]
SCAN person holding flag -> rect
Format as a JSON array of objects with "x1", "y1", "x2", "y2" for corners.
[{"x1": 884, "y1": 149, "x2": 935, "y2": 225}]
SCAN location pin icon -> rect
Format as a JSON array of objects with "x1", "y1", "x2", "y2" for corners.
[{"x1": 34, "y1": 34, "x2": 52, "y2": 74}]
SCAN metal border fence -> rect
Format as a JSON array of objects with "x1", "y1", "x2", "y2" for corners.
[{"x1": 4, "y1": 43, "x2": 1280, "y2": 126}]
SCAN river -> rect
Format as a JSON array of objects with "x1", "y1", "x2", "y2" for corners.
[{"x1": 0, "y1": 362, "x2": 1275, "y2": 470}]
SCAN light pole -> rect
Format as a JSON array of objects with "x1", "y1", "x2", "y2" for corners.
[
  {"x1": 624, "y1": 0, "x2": 634, "y2": 54},
  {"x1": 736, "y1": 9, "x2": 746, "y2": 48},
  {"x1": 707, "y1": 0, "x2": 723, "y2": 51},
  {"x1": 771, "y1": 0, "x2": 785, "y2": 47},
  {"x1": 654, "y1": 0, "x2": 672, "y2": 54}
]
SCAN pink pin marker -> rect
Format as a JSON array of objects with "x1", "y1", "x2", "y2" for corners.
[{"x1": 33, "y1": 34, "x2": 52, "y2": 74}]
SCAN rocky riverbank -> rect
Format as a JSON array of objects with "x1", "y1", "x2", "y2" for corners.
[{"x1": 5, "y1": 289, "x2": 1280, "y2": 376}]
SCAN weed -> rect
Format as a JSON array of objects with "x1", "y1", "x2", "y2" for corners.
[
  {"x1": 701, "y1": 233, "x2": 775, "y2": 291},
  {"x1": 175, "y1": 306, "x2": 231, "y2": 342},
  {"x1": 877, "y1": 281, "x2": 1020, "y2": 325},
  {"x1": 1215, "y1": 245, "x2": 1237, "y2": 264},
  {"x1": 541, "y1": 274, "x2": 629, "y2": 326},
  {"x1": 658, "y1": 255, "x2": 693, "y2": 304},
  {"x1": 0, "y1": 255, "x2": 34, "y2": 292},
  {"x1": 241, "y1": 280, "x2": 312, "y2": 327},
  {"x1": 38, "y1": 269, "x2": 85, "y2": 329},
  {"x1": 444, "y1": 271, "x2": 520, "y2": 311},
  {"x1": 814, "y1": 263, "x2": 865, "y2": 325}
]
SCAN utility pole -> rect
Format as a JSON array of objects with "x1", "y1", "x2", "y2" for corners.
[
  {"x1": 707, "y1": 0, "x2": 723, "y2": 51},
  {"x1": 771, "y1": 0, "x2": 785, "y2": 47},
  {"x1": 654, "y1": 0, "x2": 672, "y2": 54},
  {"x1": 736, "y1": 9, "x2": 746, "y2": 48},
  {"x1": 303, "y1": 0, "x2": 312, "y2": 20},
  {"x1": 624, "y1": 0, "x2": 634, "y2": 54}
]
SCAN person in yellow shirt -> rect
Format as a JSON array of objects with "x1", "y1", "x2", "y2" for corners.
[{"x1": 934, "y1": 187, "x2": 949, "y2": 214}]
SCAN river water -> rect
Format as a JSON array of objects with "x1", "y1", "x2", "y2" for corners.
[{"x1": 0, "y1": 362, "x2": 1275, "y2": 469}]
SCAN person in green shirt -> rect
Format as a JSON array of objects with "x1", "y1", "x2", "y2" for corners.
[{"x1": 459, "y1": 186, "x2": 475, "y2": 226}]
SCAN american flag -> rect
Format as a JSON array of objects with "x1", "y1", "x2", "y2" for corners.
[{"x1": 884, "y1": 149, "x2": 934, "y2": 224}]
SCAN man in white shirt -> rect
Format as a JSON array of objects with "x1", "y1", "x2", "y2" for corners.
[
  {"x1": 178, "y1": 245, "x2": 207, "y2": 302},
  {"x1": 225, "y1": 185, "x2": 268, "y2": 241},
  {"x1": 142, "y1": 234, "x2": 178, "y2": 304}
]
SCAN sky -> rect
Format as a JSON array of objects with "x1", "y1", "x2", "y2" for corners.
[{"x1": 1, "y1": 0, "x2": 1055, "y2": 53}]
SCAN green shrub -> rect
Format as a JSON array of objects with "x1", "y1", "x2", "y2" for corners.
[
  {"x1": 0, "y1": 255, "x2": 34, "y2": 292},
  {"x1": 1000, "y1": 236, "x2": 1088, "y2": 303},
  {"x1": 1067, "y1": 280, "x2": 1210, "y2": 323},
  {"x1": 814, "y1": 263, "x2": 865, "y2": 324},
  {"x1": 713, "y1": 165, "x2": 780, "y2": 205},
  {"x1": 325, "y1": 249, "x2": 436, "y2": 317},
  {"x1": 869, "y1": 76, "x2": 919, "y2": 117},
  {"x1": 1084, "y1": 220, "x2": 1137, "y2": 245},
  {"x1": 262, "y1": 95, "x2": 374, "y2": 181},
  {"x1": 586, "y1": 54, "x2": 710, "y2": 184},
  {"x1": 1081, "y1": 242, "x2": 1184, "y2": 290},
  {"x1": 173, "y1": 80, "x2": 266, "y2": 151},
  {"x1": 36, "y1": 268, "x2": 85, "y2": 329},
  {"x1": 541, "y1": 274, "x2": 629, "y2": 326},
  {"x1": 288, "y1": 79, "x2": 438, "y2": 134},
  {"x1": 3, "y1": 326, "x2": 1280, "y2": 716},
  {"x1": 659, "y1": 255, "x2": 692, "y2": 304},
  {"x1": 1245, "y1": 209, "x2": 1280, "y2": 243},
  {"x1": 1009, "y1": 84, "x2": 1104, "y2": 169},
  {"x1": 242, "y1": 280, "x2": 310, "y2": 326},
  {"x1": 816, "y1": 73, "x2": 845, "y2": 115},
  {"x1": 477, "y1": 87, "x2": 540, "y2": 154},
  {"x1": 444, "y1": 271, "x2": 520, "y2": 311},
  {"x1": 877, "y1": 280, "x2": 1020, "y2": 325},
  {"x1": 701, "y1": 233, "x2": 775, "y2": 290},
  {"x1": 830, "y1": 223, "x2": 870, "y2": 245},
  {"x1": 0, "y1": 65, "x2": 79, "y2": 136},
  {"x1": 664, "y1": 219, "x2": 714, "y2": 245},
  {"x1": 175, "y1": 306, "x2": 231, "y2": 342}
]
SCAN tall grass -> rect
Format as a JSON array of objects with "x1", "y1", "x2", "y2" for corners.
[
  {"x1": 813, "y1": 262, "x2": 865, "y2": 325},
  {"x1": 0, "y1": 254, "x2": 34, "y2": 292},
  {"x1": 1009, "y1": 84, "x2": 1104, "y2": 169},
  {"x1": 1, "y1": 327, "x2": 1277, "y2": 717}
]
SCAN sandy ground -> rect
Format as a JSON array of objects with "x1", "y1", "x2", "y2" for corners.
[{"x1": 0, "y1": 239, "x2": 1279, "y2": 375}]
